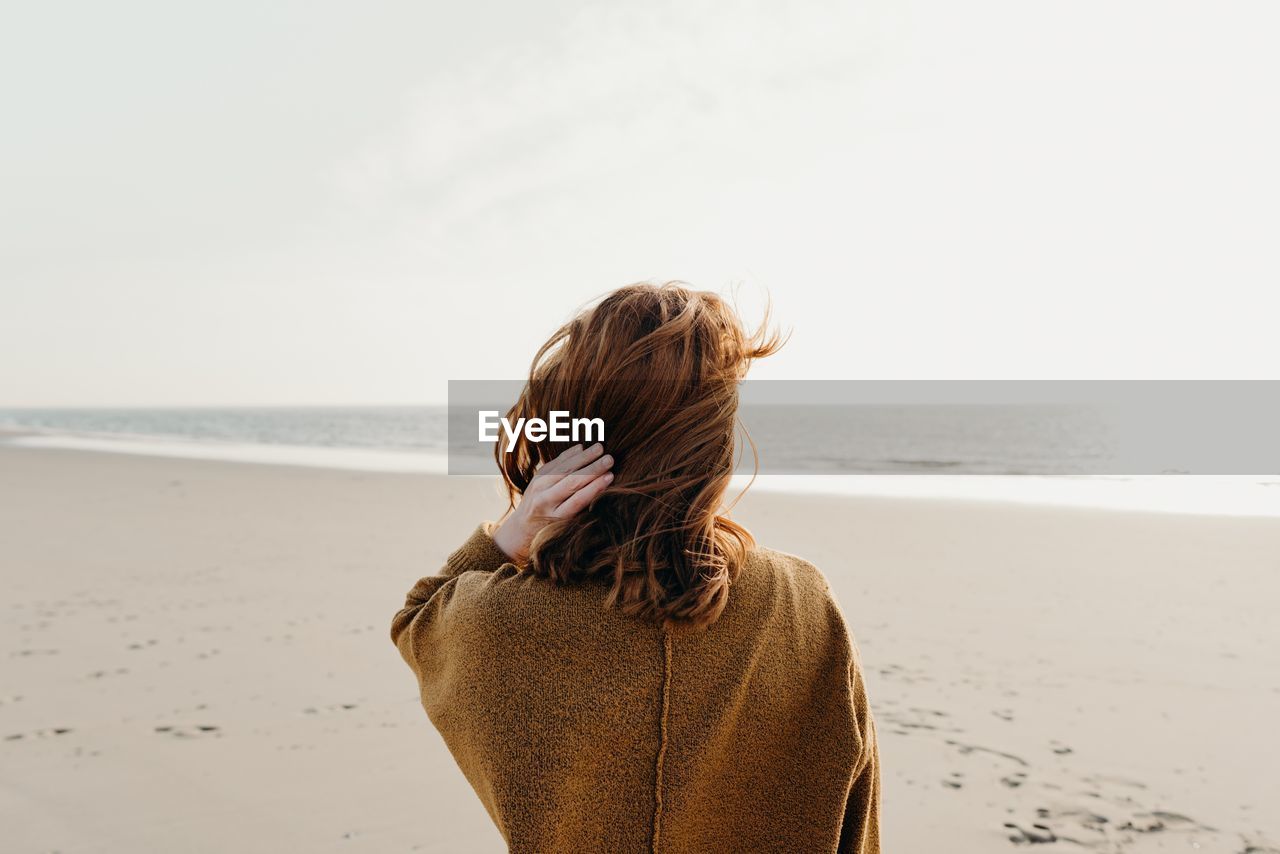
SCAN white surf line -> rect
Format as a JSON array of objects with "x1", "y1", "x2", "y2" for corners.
[
  {"x1": 732, "y1": 473, "x2": 1280, "y2": 518},
  {"x1": 2, "y1": 433, "x2": 449, "y2": 474},
  {"x1": 5, "y1": 432, "x2": 1276, "y2": 517}
]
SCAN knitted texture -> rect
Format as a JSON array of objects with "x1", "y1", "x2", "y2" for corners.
[{"x1": 391, "y1": 523, "x2": 881, "y2": 853}]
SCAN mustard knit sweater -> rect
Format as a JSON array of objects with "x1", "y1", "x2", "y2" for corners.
[{"x1": 391, "y1": 523, "x2": 881, "y2": 853}]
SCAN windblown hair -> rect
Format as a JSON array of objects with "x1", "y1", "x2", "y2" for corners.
[{"x1": 496, "y1": 281, "x2": 784, "y2": 628}]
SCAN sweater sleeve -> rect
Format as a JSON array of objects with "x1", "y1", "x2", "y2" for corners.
[
  {"x1": 839, "y1": 646, "x2": 882, "y2": 853},
  {"x1": 389, "y1": 522, "x2": 513, "y2": 672}
]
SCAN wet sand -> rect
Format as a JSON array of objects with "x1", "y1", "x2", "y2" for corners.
[{"x1": 2, "y1": 445, "x2": 1277, "y2": 852}]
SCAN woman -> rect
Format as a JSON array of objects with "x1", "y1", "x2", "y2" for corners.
[{"x1": 391, "y1": 282, "x2": 880, "y2": 852}]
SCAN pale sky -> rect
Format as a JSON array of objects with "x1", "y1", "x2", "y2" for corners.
[{"x1": 2, "y1": 0, "x2": 1277, "y2": 406}]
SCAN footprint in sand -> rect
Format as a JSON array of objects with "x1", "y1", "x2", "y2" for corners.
[
  {"x1": 154, "y1": 725, "x2": 221, "y2": 738},
  {"x1": 945, "y1": 740, "x2": 1029, "y2": 767},
  {"x1": 86, "y1": 668, "x2": 130, "y2": 679},
  {"x1": 880, "y1": 706, "x2": 959, "y2": 737},
  {"x1": 1081, "y1": 772, "x2": 1147, "y2": 790},
  {"x1": 1000, "y1": 771, "x2": 1027, "y2": 788},
  {"x1": 303, "y1": 703, "x2": 359, "y2": 715},
  {"x1": 5, "y1": 727, "x2": 73, "y2": 741},
  {"x1": 1007, "y1": 802, "x2": 1220, "y2": 849},
  {"x1": 1004, "y1": 822, "x2": 1058, "y2": 844}
]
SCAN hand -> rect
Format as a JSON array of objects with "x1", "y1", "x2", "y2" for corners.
[{"x1": 492, "y1": 443, "x2": 614, "y2": 564}]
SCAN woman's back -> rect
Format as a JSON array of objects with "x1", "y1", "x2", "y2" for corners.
[
  {"x1": 391, "y1": 523, "x2": 880, "y2": 853},
  {"x1": 394, "y1": 282, "x2": 880, "y2": 850}
]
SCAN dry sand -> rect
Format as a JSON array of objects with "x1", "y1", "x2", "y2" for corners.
[{"x1": 2, "y1": 445, "x2": 1277, "y2": 853}]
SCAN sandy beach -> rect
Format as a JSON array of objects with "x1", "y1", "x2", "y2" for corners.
[{"x1": 2, "y1": 443, "x2": 1277, "y2": 853}]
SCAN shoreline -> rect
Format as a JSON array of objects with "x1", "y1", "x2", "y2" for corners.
[{"x1": 3, "y1": 428, "x2": 1278, "y2": 519}]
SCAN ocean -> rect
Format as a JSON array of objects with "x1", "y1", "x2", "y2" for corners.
[{"x1": 1, "y1": 406, "x2": 1277, "y2": 517}]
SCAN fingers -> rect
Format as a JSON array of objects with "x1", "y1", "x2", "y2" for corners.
[
  {"x1": 541, "y1": 449, "x2": 614, "y2": 506},
  {"x1": 533, "y1": 443, "x2": 605, "y2": 487},
  {"x1": 553, "y1": 469, "x2": 614, "y2": 518},
  {"x1": 536, "y1": 443, "x2": 585, "y2": 477},
  {"x1": 531, "y1": 443, "x2": 584, "y2": 480}
]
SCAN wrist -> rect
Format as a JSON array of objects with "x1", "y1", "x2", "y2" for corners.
[{"x1": 491, "y1": 521, "x2": 525, "y2": 563}]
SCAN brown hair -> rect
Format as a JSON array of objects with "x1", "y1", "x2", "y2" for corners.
[{"x1": 496, "y1": 281, "x2": 784, "y2": 628}]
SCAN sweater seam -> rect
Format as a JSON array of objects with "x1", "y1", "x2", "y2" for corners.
[{"x1": 651, "y1": 626, "x2": 672, "y2": 854}]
